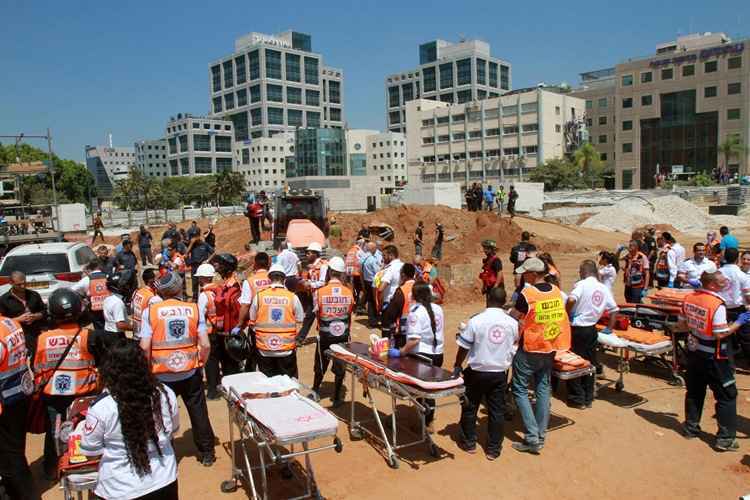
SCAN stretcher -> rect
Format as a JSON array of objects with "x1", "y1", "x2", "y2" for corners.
[
  {"x1": 55, "y1": 396, "x2": 100, "y2": 500},
  {"x1": 219, "y1": 372, "x2": 343, "y2": 500},
  {"x1": 552, "y1": 351, "x2": 596, "y2": 381},
  {"x1": 596, "y1": 326, "x2": 676, "y2": 392},
  {"x1": 327, "y1": 342, "x2": 465, "y2": 469}
]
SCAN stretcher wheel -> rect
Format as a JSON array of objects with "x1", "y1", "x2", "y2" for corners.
[
  {"x1": 429, "y1": 443, "x2": 439, "y2": 457},
  {"x1": 669, "y1": 374, "x2": 685, "y2": 387},
  {"x1": 387, "y1": 455, "x2": 400, "y2": 469},
  {"x1": 615, "y1": 380, "x2": 624, "y2": 392},
  {"x1": 334, "y1": 437, "x2": 343, "y2": 453},
  {"x1": 350, "y1": 427, "x2": 363, "y2": 440},
  {"x1": 221, "y1": 480, "x2": 238, "y2": 493}
]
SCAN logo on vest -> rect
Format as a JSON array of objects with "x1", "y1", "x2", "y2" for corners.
[
  {"x1": 267, "y1": 335, "x2": 283, "y2": 350},
  {"x1": 543, "y1": 323, "x2": 562, "y2": 341},
  {"x1": 168, "y1": 319, "x2": 187, "y2": 339},
  {"x1": 329, "y1": 321, "x2": 346, "y2": 337},
  {"x1": 20, "y1": 370, "x2": 34, "y2": 395},
  {"x1": 55, "y1": 374, "x2": 72, "y2": 393},
  {"x1": 271, "y1": 308, "x2": 283, "y2": 322},
  {"x1": 488, "y1": 325, "x2": 505, "y2": 344},
  {"x1": 167, "y1": 351, "x2": 189, "y2": 372}
]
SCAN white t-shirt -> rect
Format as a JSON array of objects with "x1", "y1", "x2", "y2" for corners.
[
  {"x1": 598, "y1": 265, "x2": 616, "y2": 291},
  {"x1": 718, "y1": 264, "x2": 750, "y2": 309},
  {"x1": 672, "y1": 243, "x2": 686, "y2": 267},
  {"x1": 277, "y1": 249, "x2": 300, "y2": 277},
  {"x1": 71, "y1": 275, "x2": 90, "y2": 296},
  {"x1": 405, "y1": 303, "x2": 444, "y2": 355},
  {"x1": 380, "y1": 259, "x2": 403, "y2": 305},
  {"x1": 457, "y1": 307, "x2": 518, "y2": 372},
  {"x1": 79, "y1": 387, "x2": 179, "y2": 500},
  {"x1": 678, "y1": 258, "x2": 717, "y2": 282},
  {"x1": 103, "y1": 294, "x2": 128, "y2": 332},
  {"x1": 569, "y1": 276, "x2": 619, "y2": 327},
  {"x1": 239, "y1": 280, "x2": 253, "y2": 305}
]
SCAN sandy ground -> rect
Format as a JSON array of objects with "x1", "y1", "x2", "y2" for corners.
[{"x1": 27, "y1": 251, "x2": 750, "y2": 500}]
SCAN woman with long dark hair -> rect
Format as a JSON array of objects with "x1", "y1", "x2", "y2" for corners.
[
  {"x1": 388, "y1": 283, "x2": 445, "y2": 431},
  {"x1": 80, "y1": 338, "x2": 180, "y2": 499}
]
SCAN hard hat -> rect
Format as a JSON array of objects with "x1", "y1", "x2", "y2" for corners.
[
  {"x1": 307, "y1": 242, "x2": 323, "y2": 253},
  {"x1": 48, "y1": 288, "x2": 82, "y2": 322},
  {"x1": 194, "y1": 263, "x2": 216, "y2": 278},
  {"x1": 224, "y1": 331, "x2": 249, "y2": 362},
  {"x1": 268, "y1": 263, "x2": 286, "y2": 277},
  {"x1": 328, "y1": 256, "x2": 346, "y2": 273}
]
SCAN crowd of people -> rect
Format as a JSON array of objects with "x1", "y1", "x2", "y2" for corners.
[{"x1": 464, "y1": 183, "x2": 519, "y2": 217}]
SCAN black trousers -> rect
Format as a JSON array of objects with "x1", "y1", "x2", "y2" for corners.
[
  {"x1": 139, "y1": 246, "x2": 153, "y2": 266},
  {"x1": 351, "y1": 276, "x2": 363, "y2": 311},
  {"x1": 624, "y1": 286, "x2": 643, "y2": 304},
  {"x1": 567, "y1": 325, "x2": 598, "y2": 406},
  {"x1": 163, "y1": 371, "x2": 215, "y2": 455},
  {"x1": 43, "y1": 394, "x2": 80, "y2": 475},
  {"x1": 0, "y1": 397, "x2": 37, "y2": 500},
  {"x1": 313, "y1": 336, "x2": 347, "y2": 389},
  {"x1": 363, "y1": 280, "x2": 378, "y2": 327},
  {"x1": 96, "y1": 480, "x2": 178, "y2": 500},
  {"x1": 205, "y1": 334, "x2": 240, "y2": 397},
  {"x1": 257, "y1": 351, "x2": 298, "y2": 379},
  {"x1": 684, "y1": 351, "x2": 737, "y2": 445},
  {"x1": 725, "y1": 307, "x2": 750, "y2": 360},
  {"x1": 417, "y1": 353, "x2": 443, "y2": 424},
  {"x1": 459, "y1": 368, "x2": 507, "y2": 455},
  {"x1": 250, "y1": 218, "x2": 261, "y2": 243},
  {"x1": 91, "y1": 310, "x2": 105, "y2": 330}
]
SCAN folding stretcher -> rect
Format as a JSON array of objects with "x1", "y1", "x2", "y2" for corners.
[
  {"x1": 597, "y1": 326, "x2": 676, "y2": 391},
  {"x1": 552, "y1": 351, "x2": 596, "y2": 381},
  {"x1": 55, "y1": 396, "x2": 100, "y2": 500},
  {"x1": 219, "y1": 372, "x2": 343, "y2": 500},
  {"x1": 327, "y1": 342, "x2": 464, "y2": 469}
]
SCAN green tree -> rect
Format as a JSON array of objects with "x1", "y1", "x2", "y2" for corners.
[
  {"x1": 573, "y1": 143, "x2": 604, "y2": 188},
  {"x1": 211, "y1": 170, "x2": 245, "y2": 207},
  {"x1": 529, "y1": 158, "x2": 585, "y2": 191},
  {"x1": 719, "y1": 135, "x2": 744, "y2": 171}
]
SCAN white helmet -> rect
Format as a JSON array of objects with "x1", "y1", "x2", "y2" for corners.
[
  {"x1": 307, "y1": 242, "x2": 323, "y2": 253},
  {"x1": 328, "y1": 256, "x2": 346, "y2": 273},
  {"x1": 268, "y1": 263, "x2": 286, "y2": 277},
  {"x1": 194, "y1": 263, "x2": 216, "y2": 278}
]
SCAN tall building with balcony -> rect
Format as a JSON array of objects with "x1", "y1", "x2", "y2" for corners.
[
  {"x1": 385, "y1": 39, "x2": 511, "y2": 133},
  {"x1": 84, "y1": 145, "x2": 134, "y2": 198},
  {"x1": 134, "y1": 139, "x2": 169, "y2": 178},
  {"x1": 165, "y1": 114, "x2": 235, "y2": 176},
  {"x1": 208, "y1": 31, "x2": 344, "y2": 144}
]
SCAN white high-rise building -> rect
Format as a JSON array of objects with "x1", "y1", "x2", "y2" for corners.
[
  {"x1": 134, "y1": 139, "x2": 169, "y2": 178},
  {"x1": 165, "y1": 113, "x2": 235, "y2": 176},
  {"x1": 85, "y1": 144, "x2": 135, "y2": 197},
  {"x1": 235, "y1": 132, "x2": 294, "y2": 192},
  {"x1": 366, "y1": 132, "x2": 407, "y2": 194}
]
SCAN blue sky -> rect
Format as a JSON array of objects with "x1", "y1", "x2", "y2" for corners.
[{"x1": 1, "y1": 0, "x2": 748, "y2": 162}]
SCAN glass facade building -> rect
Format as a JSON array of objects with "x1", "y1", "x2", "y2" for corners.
[{"x1": 292, "y1": 128, "x2": 346, "y2": 177}]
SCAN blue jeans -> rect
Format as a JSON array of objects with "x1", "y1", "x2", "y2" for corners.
[{"x1": 511, "y1": 348, "x2": 554, "y2": 446}]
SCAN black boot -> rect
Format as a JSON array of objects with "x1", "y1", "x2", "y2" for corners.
[
  {"x1": 311, "y1": 372, "x2": 324, "y2": 396},
  {"x1": 332, "y1": 376, "x2": 345, "y2": 407}
]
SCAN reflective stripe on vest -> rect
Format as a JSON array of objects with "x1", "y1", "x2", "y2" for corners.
[
  {"x1": 35, "y1": 326, "x2": 98, "y2": 396},
  {"x1": 89, "y1": 272, "x2": 110, "y2": 311},
  {"x1": 255, "y1": 287, "x2": 297, "y2": 352},
  {"x1": 310, "y1": 259, "x2": 328, "y2": 282},
  {"x1": 683, "y1": 290, "x2": 728, "y2": 359},
  {"x1": 317, "y1": 279, "x2": 354, "y2": 338},
  {"x1": 201, "y1": 284, "x2": 220, "y2": 334},
  {"x1": 345, "y1": 247, "x2": 361, "y2": 276},
  {"x1": 520, "y1": 285, "x2": 571, "y2": 353},
  {"x1": 625, "y1": 252, "x2": 647, "y2": 287},
  {"x1": 0, "y1": 317, "x2": 30, "y2": 402},
  {"x1": 148, "y1": 299, "x2": 200, "y2": 374},
  {"x1": 398, "y1": 280, "x2": 415, "y2": 336},
  {"x1": 131, "y1": 287, "x2": 156, "y2": 334},
  {"x1": 655, "y1": 245, "x2": 671, "y2": 279}
]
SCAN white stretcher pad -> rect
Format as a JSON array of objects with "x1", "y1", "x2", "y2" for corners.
[
  {"x1": 597, "y1": 332, "x2": 671, "y2": 353},
  {"x1": 221, "y1": 372, "x2": 299, "y2": 397}
]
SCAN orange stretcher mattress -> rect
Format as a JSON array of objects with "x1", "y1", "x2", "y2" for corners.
[
  {"x1": 647, "y1": 288, "x2": 691, "y2": 307},
  {"x1": 553, "y1": 351, "x2": 591, "y2": 372},
  {"x1": 605, "y1": 325, "x2": 671, "y2": 345}
]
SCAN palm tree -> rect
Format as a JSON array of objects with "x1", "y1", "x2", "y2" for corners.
[
  {"x1": 112, "y1": 175, "x2": 137, "y2": 227},
  {"x1": 573, "y1": 143, "x2": 603, "y2": 188},
  {"x1": 718, "y1": 135, "x2": 744, "y2": 173},
  {"x1": 211, "y1": 171, "x2": 245, "y2": 215}
]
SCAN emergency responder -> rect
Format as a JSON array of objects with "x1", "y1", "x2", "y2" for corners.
[
  {"x1": 102, "y1": 271, "x2": 132, "y2": 347},
  {"x1": 677, "y1": 242, "x2": 717, "y2": 288},
  {"x1": 208, "y1": 254, "x2": 243, "y2": 394},
  {"x1": 167, "y1": 245, "x2": 187, "y2": 299},
  {"x1": 509, "y1": 257, "x2": 571, "y2": 454},
  {"x1": 510, "y1": 231, "x2": 536, "y2": 286},
  {"x1": 193, "y1": 263, "x2": 221, "y2": 399},
  {"x1": 297, "y1": 242, "x2": 329, "y2": 339},
  {"x1": 298, "y1": 257, "x2": 353, "y2": 405},
  {"x1": 681, "y1": 271, "x2": 750, "y2": 452},
  {"x1": 34, "y1": 288, "x2": 99, "y2": 480},
  {"x1": 81, "y1": 260, "x2": 110, "y2": 329},
  {"x1": 623, "y1": 240, "x2": 650, "y2": 303},
  {"x1": 345, "y1": 240, "x2": 364, "y2": 311},
  {"x1": 238, "y1": 252, "x2": 272, "y2": 372},
  {"x1": 139, "y1": 272, "x2": 216, "y2": 466},
  {"x1": 653, "y1": 235, "x2": 674, "y2": 289},
  {"x1": 0, "y1": 314, "x2": 35, "y2": 498},
  {"x1": 565, "y1": 260, "x2": 619, "y2": 409},
  {"x1": 453, "y1": 287, "x2": 518, "y2": 460},
  {"x1": 479, "y1": 240, "x2": 504, "y2": 303},
  {"x1": 378, "y1": 245, "x2": 403, "y2": 315},
  {"x1": 249, "y1": 264, "x2": 305, "y2": 378},
  {"x1": 381, "y1": 263, "x2": 416, "y2": 346},
  {"x1": 131, "y1": 268, "x2": 159, "y2": 338}
]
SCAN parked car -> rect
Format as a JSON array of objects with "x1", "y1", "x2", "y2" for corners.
[{"x1": 0, "y1": 242, "x2": 96, "y2": 302}]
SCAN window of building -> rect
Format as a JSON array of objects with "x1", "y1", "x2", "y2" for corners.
[
  {"x1": 305, "y1": 89, "x2": 320, "y2": 107},
  {"x1": 598, "y1": 97, "x2": 608, "y2": 108},
  {"x1": 329, "y1": 81, "x2": 341, "y2": 104},
  {"x1": 469, "y1": 130, "x2": 482, "y2": 139},
  {"x1": 307, "y1": 111, "x2": 320, "y2": 127},
  {"x1": 421, "y1": 119, "x2": 433, "y2": 127},
  {"x1": 422, "y1": 137, "x2": 434, "y2": 145},
  {"x1": 453, "y1": 132, "x2": 465, "y2": 141},
  {"x1": 641, "y1": 94, "x2": 652, "y2": 106},
  {"x1": 194, "y1": 134, "x2": 210, "y2": 151},
  {"x1": 525, "y1": 145, "x2": 538, "y2": 155},
  {"x1": 248, "y1": 50, "x2": 260, "y2": 80},
  {"x1": 622, "y1": 97, "x2": 633, "y2": 108},
  {"x1": 439, "y1": 63, "x2": 453, "y2": 89},
  {"x1": 215, "y1": 136, "x2": 231, "y2": 152},
  {"x1": 728, "y1": 82, "x2": 741, "y2": 95},
  {"x1": 598, "y1": 134, "x2": 607, "y2": 143},
  {"x1": 266, "y1": 84, "x2": 283, "y2": 102},
  {"x1": 623, "y1": 142, "x2": 633, "y2": 153},
  {"x1": 194, "y1": 157, "x2": 212, "y2": 174},
  {"x1": 242, "y1": 149, "x2": 249, "y2": 165},
  {"x1": 502, "y1": 105, "x2": 516, "y2": 116},
  {"x1": 224, "y1": 93, "x2": 234, "y2": 110},
  {"x1": 329, "y1": 108, "x2": 342, "y2": 121},
  {"x1": 521, "y1": 102, "x2": 537, "y2": 114},
  {"x1": 704, "y1": 86, "x2": 717, "y2": 98},
  {"x1": 522, "y1": 123, "x2": 538, "y2": 133},
  {"x1": 454, "y1": 58, "x2": 471, "y2": 86},
  {"x1": 216, "y1": 157, "x2": 232, "y2": 173},
  {"x1": 622, "y1": 74, "x2": 633, "y2": 86},
  {"x1": 203, "y1": 123, "x2": 210, "y2": 129},
  {"x1": 476, "y1": 58, "x2": 486, "y2": 85},
  {"x1": 682, "y1": 64, "x2": 694, "y2": 77},
  {"x1": 704, "y1": 60, "x2": 718, "y2": 73},
  {"x1": 235, "y1": 55, "x2": 246, "y2": 85},
  {"x1": 728, "y1": 56, "x2": 742, "y2": 70},
  {"x1": 457, "y1": 89, "x2": 472, "y2": 103},
  {"x1": 423, "y1": 66, "x2": 436, "y2": 92},
  {"x1": 267, "y1": 107, "x2": 283, "y2": 125},
  {"x1": 435, "y1": 116, "x2": 449, "y2": 124},
  {"x1": 556, "y1": 124, "x2": 562, "y2": 132},
  {"x1": 500, "y1": 65, "x2": 510, "y2": 89},
  {"x1": 287, "y1": 86, "x2": 302, "y2": 104},
  {"x1": 661, "y1": 68, "x2": 673, "y2": 80},
  {"x1": 437, "y1": 134, "x2": 450, "y2": 143},
  {"x1": 728, "y1": 108, "x2": 741, "y2": 120},
  {"x1": 503, "y1": 125, "x2": 518, "y2": 135},
  {"x1": 641, "y1": 71, "x2": 653, "y2": 83},
  {"x1": 249, "y1": 85, "x2": 261, "y2": 103},
  {"x1": 601, "y1": 153, "x2": 608, "y2": 161},
  {"x1": 213, "y1": 96, "x2": 222, "y2": 113},
  {"x1": 389, "y1": 111, "x2": 400, "y2": 125},
  {"x1": 486, "y1": 128, "x2": 500, "y2": 137},
  {"x1": 477, "y1": 89, "x2": 487, "y2": 100},
  {"x1": 304, "y1": 57, "x2": 319, "y2": 84},
  {"x1": 585, "y1": 99, "x2": 593, "y2": 109},
  {"x1": 178, "y1": 135, "x2": 188, "y2": 152},
  {"x1": 453, "y1": 113, "x2": 465, "y2": 123},
  {"x1": 222, "y1": 60, "x2": 233, "y2": 89},
  {"x1": 285, "y1": 53, "x2": 301, "y2": 82},
  {"x1": 211, "y1": 65, "x2": 221, "y2": 92},
  {"x1": 265, "y1": 49, "x2": 281, "y2": 79},
  {"x1": 555, "y1": 106, "x2": 561, "y2": 115},
  {"x1": 622, "y1": 120, "x2": 633, "y2": 131},
  {"x1": 249, "y1": 108, "x2": 261, "y2": 126},
  {"x1": 236, "y1": 88, "x2": 247, "y2": 107},
  {"x1": 598, "y1": 116, "x2": 607, "y2": 125},
  {"x1": 489, "y1": 62, "x2": 498, "y2": 87},
  {"x1": 288, "y1": 109, "x2": 303, "y2": 127},
  {"x1": 439, "y1": 93, "x2": 454, "y2": 103},
  {"x1": 401, "y1": 83, "x2": 414, "y2": 103}
]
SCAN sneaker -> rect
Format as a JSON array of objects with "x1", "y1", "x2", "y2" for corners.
[
  {"x1": 567, "y1": 402, "x2": 587, "y2": 410},
  {"x1": 458, "y1": 441, "x2": 478, "y2": 454},
  {"x1": 511, "y1": 442, "x2": 541, "y2": 455},
  {"x1": 682, "y1": 424, "x2": 700, "y2": 439},
  {"x1": 486, "y1": 450, "x2": 501, "y2": 461},
  {"x1": 199, "y1": 453, "x2": 216, "y2": 466},
  {"x1": 715, "y1": 439, "x2": 740, "y2": 452}
]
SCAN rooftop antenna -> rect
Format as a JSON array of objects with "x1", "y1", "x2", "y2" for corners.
[
  {"x1": 458, "y1": 32, "x2": 466, "y2": 42},
  {"x1": 108, "y1": 132, "x2": 113, "y2": 149}
]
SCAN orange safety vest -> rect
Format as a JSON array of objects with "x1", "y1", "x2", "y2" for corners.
[
  {"x1": 131, "y1": 286, "x2": 156, "y2": 334},
  {"x1": 245, "y1": 270, "x2": 272, "y2": 326},
  {"x1": 89, "y1": 271, "x2": 110, "y2": 312},
  {"x1": 519, "y1": 285, "x2": 571, "y2": 353},
  {"x1": 345, "y1": 246, "x2": 361, "y2": 277},
  {"x1": 171, "y1": 254, "x2": 186, "y2": 273},
  {"x1": 201, "y1": 283, "x2": 221, "y2": 334},
  {"x1": 655, "y1": 244, "x2": 671, "y2": 280},
  {"x1": 316, "y1": 279, "x2": 354, "y2": 339},
  {"x1": 682, "y1": 290, "x2": 729, "y2": 359},
  {"x1": 148, "y1": 299, "x2": 200, "y2": 374},
  {"x1": 34, "y1": 325, "x2": 97, "y2": 396},
  {"x1": 624, "y1": 251, "x2": 648, "y2": 288},
  {"x1": 309, "y1": 259, "x2": 328, "y2": 282},
  {"x1": 398, "y1": 280, "x2": 416, "y2": 336},
  {"x1": 0, "y1": 317, "x2": 31, "y2": 408},
  {"x1": 255, "y1": 286, "x2": 298, "y2": 353}
]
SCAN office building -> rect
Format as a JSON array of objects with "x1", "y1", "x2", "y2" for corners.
[
  {"x1": 346, "y1": 128, "x2": 379, "y2": 178},
  {"x1": 236, "y1": 132, "x2": 294, "y2": 192},
  {"x1": 569, "y1": 69, "x2": 617, "y2": 171},
  {"x1": 134, "y1": 139, "x2": 169, "y2": 177},
  {"x1": 573, "y1": 32, "x2": 749, "y2": 188},
  {"x1": 165, "y1": 113, "x2": 235, "y2": 176},
  {"x1": 385, "y1": 38, "x2": 511, "y2": 133},
  {"x1": 208, "y1": 31, "x2": 344, "y2": 143},
  {"x1": 367, "y1": 132, "x2": 407, "y2": 194},
  {"x1": 405, "y1": 87, "x2": 586, "y2": 187},
  {"x1": 85, "y1": 144, "x2": 135, "y2": 198}
]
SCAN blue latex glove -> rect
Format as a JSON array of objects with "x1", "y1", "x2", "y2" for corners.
[
  {"x1": 735, "y1": 312, "x2": 750, "y2": 326},
  {"x1": 388, "y1": 348, "x2": 401, "y2": 358},
  {"x1": 641, "y1": 288, "x2": 648, "y2": 298},
  {"x1": 230, "y1": 326, "x2": 242, "y2": 335},
  {"x1": 600, "y1": 327, "x2": 613, "y2": 335},
  {"x1": 616, "y1": 244, "x2": 626, "y2": 253},
  {"x1": 688, "y1": 279, "x2": 701, "y2": 288},
  {"x1": 668, "y1": 280, "x2": 674, "y2": 288}
]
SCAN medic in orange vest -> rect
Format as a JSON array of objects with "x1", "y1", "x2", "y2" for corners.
[
  {"x1": 680, "y1": 271, "x2": 750, "y2": 452},
  {"x1": 380, "y1": 264, "x2": 417, "y2": 347},
  {"x1": 479, "y1": 239, "x2": 504, "y2": 296},
  {"x1": 237, "y1": 252, "x2": 273, "y2": 372},
  {"x1": 509, "y1": 257, "x2": 571, "y2": 454},
  {"x1": 302, "y1": 242, "x2": 329, "y2": 290},
  {"x1": 131, "y1": 267, "x2": 159, "y2": 338},
  {"x1": 249, "y1": 264, "x2": 305, "y2": 379},
  {"x1": 34, "y1": 288, "x2": 100, "y2": 479}
]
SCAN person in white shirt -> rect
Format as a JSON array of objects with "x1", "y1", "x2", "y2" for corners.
[
  {"x1": 388, "y1": 282, "x2": 444, "y2": 432},
  {"x1": 102, "y1": 272, "x2": 132, "y2": 361},
  {"x1": 80, "y1": 338, "x2": 180, "y2": 500},
  {"x1": 661, "y1": 232, "x2": 682, "y2": 287},
  {"x1": 566, "y1": 260, "x2": 619, "y2": 409},
  {"x1": 741, "y1": 251, "x2": 750, "y2": 275},
  {"x1": 677, "y1": 242, "x2": 717, "y2": 288},
  {"x1": 453, "y1": 287, "x2": 518, "y2": 460},
  {"x1": 718, "y1": 248, "x2": 750, "y2": 325},
  {"x1": 378, "y1": 245, "x2": 403, "y2": 309},
  {"x1": 597, "y1": 251, "x2": 618, "y2": 291}
]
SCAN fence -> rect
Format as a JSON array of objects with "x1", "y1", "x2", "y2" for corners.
[{"x1": 96, "y1": 204, "x2": 246, "y2": 230}]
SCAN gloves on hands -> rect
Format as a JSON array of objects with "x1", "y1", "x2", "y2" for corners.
[
  {"x1": 600, "y1": 327, "x2": 613, "y2": 335},
  {"x1": 668, "y1": 280, "x2": 674, "y2": 288},
  {"x1": 641, "y1": 288, "x2": 649, "y2": 298},
  {"x1": 735, "y1": 312, "x2": 750, "y2": 326},
  {"x1": 687, "y1": 279, "x2": 701, "y2": 288},
  {"x1": 230, "y1": 326, "x2": 242, "y2": 336},
  {"x1": 388, "y1": 348, "x2": 401, "y2": 358}
]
